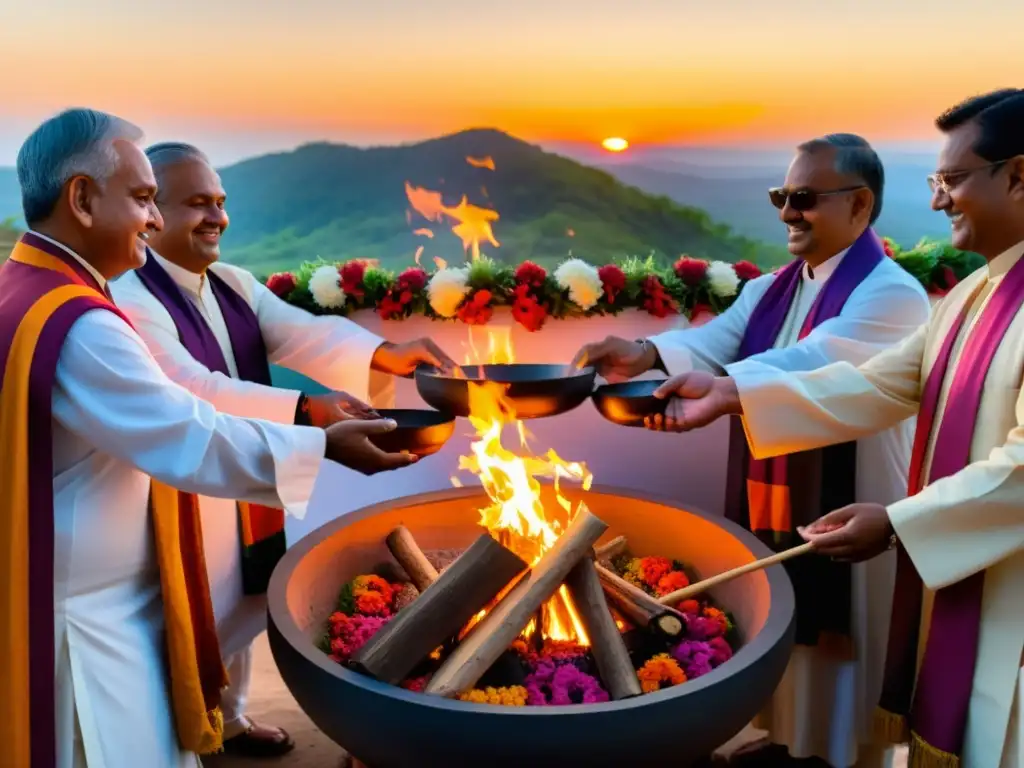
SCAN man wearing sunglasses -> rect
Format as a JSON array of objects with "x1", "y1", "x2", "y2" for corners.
[
  {"x1": 651, "y1": 89, "x2": 1024, "y2": 768},
  {"x1": 571, "y1": 134, "x2": 930, "y2": 768}
]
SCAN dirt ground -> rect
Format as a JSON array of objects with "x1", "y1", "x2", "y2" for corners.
[{"x1": 202, "y1": 633, "x2": 909, "y2": 768}]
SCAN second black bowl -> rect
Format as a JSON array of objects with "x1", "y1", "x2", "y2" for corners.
[
  {"x1": 368, "y1": 409, "x2": 455, "y2": 457},
  {"x1": 591, "y1": 379, "x2": 670, "y2": 427}
]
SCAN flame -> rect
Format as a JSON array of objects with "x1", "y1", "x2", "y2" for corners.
[
  {"x1": 453, "y1": 330, "x2": 593, "y2": 645},
  {"x1": 466, "y1": 155, "x2": 496, "y2": 170},
  {"x1": 433, "y1": 256, "x2": 448, "y2": 270},
  {"x1": 413, "y1": 228, "x2": 434, "y2": 238},
  {"x1": 405, "y1": 182, "x2": 500, "y2": 262},
  {"x1": 414, "y1": 246, "x2": 424, "y2": 267}
]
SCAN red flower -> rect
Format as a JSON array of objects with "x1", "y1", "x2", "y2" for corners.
[
  {"x1": 397, "y1": 267, "x2": 428, "y2": 293},
  {"x1": 598, "y1": 264, "x2": 626, "y2": 304},
  {"x1": 931, "y1": 264, "x2": 959, "y2": 296},
  {"x1": 377, "y1": 291, "x2": 407, "y2": 320},
  {"x1": 511, "y1": 283, "x2": 548, "y2": 332},
  {"x1": 340, "y1": 261, "x2": 366, "y2": 298},
  {"x1": 456, "y1": 289, "x2": 493, "y2": 325},
  {"x1": 733, "y1": 260, "x2": 762, "y2": 281},
  {"x1": 515, "y1": 261, "x2": 547, "y2": 287},
  {"x1": 641, "y1": 275, "x2": 678, "y2": 318},
  {"x1": 266, "y1": 272, "x2": 297, "y2": 298},
  {"x1": 673, "y1": 256, "x2": 708, "y2": 287},
  {"x1": 882, "y1": 239, "x2": 895, "y2": 258}
]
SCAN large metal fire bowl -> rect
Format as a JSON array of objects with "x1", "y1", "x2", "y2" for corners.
[{"x1": 268, "y1": 485, "x2": 795, "y2": 768}]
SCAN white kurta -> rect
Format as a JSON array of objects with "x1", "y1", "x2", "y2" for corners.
[
  {"x1": 649, "y1": 250, "x2": 932, "y2": 767},
  {"x1": 50, "y1": 301, "x2": 326, "y2": 768},
  {"x1": 110, "y1": 255, "x2": 385, "y2": 722},
  {"x1": 729, "y1": 241, "x2": 1024, "y2": 768}
]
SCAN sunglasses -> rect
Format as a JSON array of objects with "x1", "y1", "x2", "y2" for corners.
[{"x1": 768, "y1": 186, "x2": 865, "y2": 212}]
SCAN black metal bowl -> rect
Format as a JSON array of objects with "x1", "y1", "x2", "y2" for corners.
[
  {"x1": 367, "y1": 409, "x2": 455, "y2": 458},
  {"x1": 268, "y1": 485, "x2": 795, "y2": 768},
  {"x1": 414, "y1": 363, "x2": 597, "y2": 419},
  {"x1": 591, "y1": 379, "x2": 670, "y2": 427}
]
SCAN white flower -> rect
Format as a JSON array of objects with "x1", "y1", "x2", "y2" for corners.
[
  {"x1": 427, "y1": 266, "x2": 471, "y2": 317},
  {"x1": 707, "y1": 261, "x2": 740, "y2": 298},
  {"x1": 308, "y1": 264, "x2": 347, "y2": 308},
  {"x1": 554, "y1": 258, "x2": 603, "y2": 310}
]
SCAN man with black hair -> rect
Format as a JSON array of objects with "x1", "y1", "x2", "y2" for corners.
[
  {"x1": 656, "y1": 88, "x2": 1024, "y2": 767},
  {"x1": 573, "y1": 135, "x2": 930, "y2": 767},
  {"x1": 110, "y1": 142, "x2": 455, "y2": 758}
]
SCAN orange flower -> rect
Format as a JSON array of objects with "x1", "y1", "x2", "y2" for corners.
[
  {"x1": 655, "y1": 570, "x2": 690, "y2": 596},
  {"x1": 637, "y1": 654, "x2": 687, "y2": 693},
  {"x1": 355, "y1": 592, "x2": 391, "y2": 617},
  {"x1": 639, "y1": 557, "x2": 673, "y2": 589},
  {"x1": 677, "y1": 599, "x2": 701, "y2": 615},
  {"x1": 352, "y1": 574, "x2": 393, "y2": 604},
  {"x1": 703, "y1": 606, "x2": 730, "y2": 634}
]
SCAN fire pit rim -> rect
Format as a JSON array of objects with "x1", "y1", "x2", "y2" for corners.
[{"x1": 268, "y1": 483, "x2": 795, "y2": 716}]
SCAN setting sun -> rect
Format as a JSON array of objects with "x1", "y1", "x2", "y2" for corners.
[{"x1": 601, "y1": 137, "x2": 629, "y2": 153}]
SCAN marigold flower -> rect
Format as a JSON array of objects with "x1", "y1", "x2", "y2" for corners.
[
  {"x1": 458, "y1": 686, "x2": 529, "y2": 706},
  {"x1": 655, "y1": 569, "x2": 690, "y2": 596},
  {"x1": 637, "y1": 654, "x2": 687, "y2": 693}
]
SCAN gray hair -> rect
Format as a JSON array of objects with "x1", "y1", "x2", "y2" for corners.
[
  {"x1": 145, "y1": 142, "x2": 210, "y2": 200},
  {"x1": 16, "y1": 108, "x2": 144, "y2": 226},
  {"x1": 797, "y1": 133, "x2": 885, "y2": 224}
]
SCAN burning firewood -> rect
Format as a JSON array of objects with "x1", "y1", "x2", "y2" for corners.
[
  {"x1": 595, "y1": 564, "x2": 685, "y2": 639},
  {"x1": 385, "y1": 524, "x2": 440, "y2": 592},
  {"x1": 349, "y1": 533, "x2": 527, "y2": 685},
  {"x1": 424, "y1": 505, "x2": 609, "y2": 697},
  {"x1": 594, "y1": 534, "x2": 628, "y2": 562},
  {"x1": 564, "y1": 554, "x2": 643, "y2": 700}
]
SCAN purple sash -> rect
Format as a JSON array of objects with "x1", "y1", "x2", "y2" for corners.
[
  {"x1": 725, "y1": 228, "x2": 885, "y2": 646},
  {"x1": 135, "y1": 252, "x2": 285, "y2": 595},
  {"x1": 877, "y1": 253, "x2": 1024, "y2": 764}
]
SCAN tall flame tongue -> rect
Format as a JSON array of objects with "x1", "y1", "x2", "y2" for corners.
[{"x1": 452, "y1": 328, "x2": 593, "y2": 645}]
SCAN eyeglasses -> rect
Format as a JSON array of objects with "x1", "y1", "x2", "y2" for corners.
[
  {"x1": 768, "y1": 186, "x2": 865, "y2": 212},
  {"x1": 926, "y1": 160, "x2": 1009, "y2": 195}
]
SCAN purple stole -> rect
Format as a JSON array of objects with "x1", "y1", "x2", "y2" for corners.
[
  {"x1": 876, "y1": 254, "x2": 1024, "y2": 765},
  {"x1": 135, "y1": 252, "x2": 286, "y2": 595},
  {"x1": 724, "y1": 228, "x2": 885, "y2": 647}
]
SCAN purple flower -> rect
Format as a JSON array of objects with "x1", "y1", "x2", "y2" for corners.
[
  {"x1": 686, "y1": 616, "x2": 725, "y2": 641},
  {"x1": 707, "y1": 636, "x2": 733, "y2": 666},
  {"x1": 524, "y1": 659, "x2": 609, "y2": 705},
  {"x1": 670, "y1": 640, "x2": 714, "y2": 679}
]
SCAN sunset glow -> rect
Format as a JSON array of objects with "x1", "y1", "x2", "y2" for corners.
[
  {"x1": 601, "y1": 137, "x2": 629, "y2": 152},
  {"x1": 0, "y1": 0, "x2": 1020, "y2": 164}
]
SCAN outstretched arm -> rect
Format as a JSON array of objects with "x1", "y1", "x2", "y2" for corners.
[
  {"x1": 725, "y1": 320, "x2": 928, "y2": 458},
  {"x1": 53, "y1": 310, "x2": 326, "y2": 517}
]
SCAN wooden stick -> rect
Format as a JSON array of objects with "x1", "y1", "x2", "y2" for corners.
[
  {"x1": 595, "y1": 564, "x2": 685, "y2": 638},
  {"x1": 349, "y1": 534, "x2": 527, "y2": 685},
  {"x1": 385, "y1": 525, "x2": 439, "y2": 592},
  {"x1": 656, "y1": 542, "x2": 814, "y2": 605},
  {"x1": 425, "y1": 504, "x2": 608, "y2": 697},
  {"x1": 565, "y1": 554, "x2": 642, "y2": 700},
  {"x1": 594, "y1": 535, "x2": 628, "y2": 561}
]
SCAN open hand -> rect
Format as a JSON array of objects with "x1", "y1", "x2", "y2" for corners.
[
  {"x1": 305, "y1": 392, "x2": 378, "y2": 427},
  {"x1": 324, "y1": 418, "x2": 418, "y2": 474},
  {"x1": 372, "y1": 339, "x2": 456, "y2": 376},
  {"x1": 570, "y1": 336, "x2": 656, "y2": 380},
  {"x1": 797, "y1": 503, "x2": 895, "y2": 562},
  {"x1": 644, "y1": 371, "x2": 739, "y2": 431}
]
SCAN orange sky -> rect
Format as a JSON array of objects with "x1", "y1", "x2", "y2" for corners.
[{"x1": 1, "y1": 0, "x2": 1021, "y2": 162}]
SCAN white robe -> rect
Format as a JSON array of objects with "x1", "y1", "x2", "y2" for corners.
[
  {"x1": 43, "y1": 269, "x2": 327, "y2": 766},
  {"x1": 649, "y1": 249, "x2": 932, "y2": 767},
  {"x1": 729, "y1": 240, "x2": 1024, "y2": 768},
  {"x1": 110, "y1": 254, "x2": 384, "y2": 725}
]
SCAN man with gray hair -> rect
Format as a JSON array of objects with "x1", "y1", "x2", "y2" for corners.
[
  {"x1": 110, "y1": 141, "x2": 455, "y2": 758},
  {"x1": 571, "y1": 135, "x2": 931, "y2": 767},
  {"x1": 0, "y1": 108, "x2": 416, "y2": 768}
]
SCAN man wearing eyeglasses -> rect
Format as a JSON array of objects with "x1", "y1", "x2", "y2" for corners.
[
  {"x1": 651, "y1": 89, "x2": 1024, "y2": 768},
  {"x1": 571, "y1": 134, "x2": 930, "y2": 768}
]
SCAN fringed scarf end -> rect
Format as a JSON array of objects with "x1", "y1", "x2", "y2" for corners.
[
  {"x1": 198, "y1": 707, "x2": 225, "y2": 755},
  {"x1": 908, "y1": 731, "x2": 959, "y2": 768},
  {"x1": 873, "y1": 707, "x2": 910, "y2": 744}
]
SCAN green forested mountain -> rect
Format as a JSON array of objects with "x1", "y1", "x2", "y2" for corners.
[{"x1": 213, "y1": 128, "x2": 791, "y2": 273}]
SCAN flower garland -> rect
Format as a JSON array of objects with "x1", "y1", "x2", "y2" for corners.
[{"x1": 262, "y1": 237, "x2": 984, "y2": 331}]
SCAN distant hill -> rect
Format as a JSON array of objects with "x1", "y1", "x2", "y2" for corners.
[
  {"x1": 591, "y1": 158, "x2": 951, "y2": 249},
  {"x1": 213, "y1": 129, "x2": 791, "y2": 273}
]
